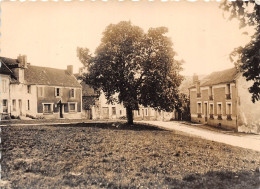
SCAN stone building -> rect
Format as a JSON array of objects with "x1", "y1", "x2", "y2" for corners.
[
  {"x1": 189, "y1": 67, "x2": 260, "y2": 133},
  {"x1": 0, "y1": 55, "x2": 82, "y2": 119}
]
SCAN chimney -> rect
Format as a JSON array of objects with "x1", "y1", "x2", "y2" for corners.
[
  {"x1": 193, "y1": 73, "x2": 198, "y2": 84},
  {"x1": 17, "y1": 54, "x2": 27, "y2": 69},
  {"x1": 67, "y1": 65, "x2": 73, "y2": 75}
]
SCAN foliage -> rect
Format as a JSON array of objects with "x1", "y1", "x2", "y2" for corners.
[
  {"x1": 79, "y1": 21, "x2": 183, "y2": 123},
  {"x1": 220, "y1": 0, "x2": 260, "y2": 103}
]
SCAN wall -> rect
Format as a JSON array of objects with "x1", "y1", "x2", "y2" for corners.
[
  {"x1": 10, "y1": 83, "x2": 38, "y2": 117},
  {"x1": 36, "y1": 85, "x2": 82, "y2": 119},
  {"x1": 0, "y1": 74, "x2": 11, "y2": 115},
  {"x1": 190, "y1": 83, "x2": 237, "y2": 131},
  {"x1": 237, "y1": 75, "x2": 260, "y2": 133}
]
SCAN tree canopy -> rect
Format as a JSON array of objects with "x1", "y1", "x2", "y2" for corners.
[
  {"x1": 220, "y1": 0, "x2": 260, "y2": 103},
  {"x1": 78, "y1": 21, "x2": 183, "y2": 124}
]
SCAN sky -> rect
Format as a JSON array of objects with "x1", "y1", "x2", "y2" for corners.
[{"x1": 0, "y1": 1, "x2": 254, "y2": 76}]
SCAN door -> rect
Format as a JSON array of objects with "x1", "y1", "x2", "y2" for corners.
[
  {"x1": 18, "y1": 100, "x2": 22, "y2": 116},
  {"x1": 102, "y1": 107, "x2": 109, "y2": 119},
  {"x1": 204, "y1": 102, "x2": 208, "y2": 123}
]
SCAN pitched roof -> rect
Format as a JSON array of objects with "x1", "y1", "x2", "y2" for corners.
[
  {"x1": 24, "y1": 65, "x2": 81, "y2": 88},
  {"x1": 190, "y1": 67, "x2": 239, "y2": 88},
  {"x1": 0, "y1": 61, "x2": 13, "y2": 75},
  {"x1": 0, "y1": 57, "x2": 19, "y2": 68}
]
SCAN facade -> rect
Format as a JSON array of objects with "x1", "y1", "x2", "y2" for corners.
[
  {"x1": 0, "y1": 55, "x2": 82, "y2": 119},
  {"x1": 189, "y1": 67, "x2": 260, "y2": 133},
  {"x1": 0, "y1": 60, "x2": 13, "y2": 119},
  {"x1": 133, "y1": 107, "x2": 174, "y2": 121}
]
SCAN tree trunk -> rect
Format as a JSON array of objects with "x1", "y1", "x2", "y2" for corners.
[{"x1": 126, "y1": 106, "x2": 134, "y2": 125}]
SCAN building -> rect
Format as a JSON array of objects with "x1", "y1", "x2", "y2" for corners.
[
  {"x1": 0, "y1": 55, "x2": 82, "y2": 119},
  {"x1": 0, "y1": 59, "x2": 15, "y2": 119},
  {"x1": 189, "y1": 67, "x2": 260, "y2": 133}
]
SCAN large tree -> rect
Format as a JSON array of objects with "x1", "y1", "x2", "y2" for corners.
[
  {"x1": 220, "y1": 0, "x2": 260, "y2": 103},
  {"x1": 79, "y1": 21, "x2": 183, "y2": 124}
]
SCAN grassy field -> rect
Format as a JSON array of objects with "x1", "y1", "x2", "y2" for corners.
[{"x1": 1, "y1": 122, "x2": 260, "y2": 189}]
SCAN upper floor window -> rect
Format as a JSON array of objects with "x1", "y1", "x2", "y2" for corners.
[
  {"x1": 2, "y1": 79, "x2": 7, "y2": 93},
  {"x1": 70, "y1": 88, "x2": 75, "y2": 98},
  {"x1": 38, "y1": 87, "x2": 44, "y2": 97},
  {"x1": 226, "y1": 84, "x2": 231, "y2": 100},
  {"x1": 209, "y1": 86, "x2": 213, "y2": 100},
  {"x1": 27, "y1": 85, "x2": 31, "y2": 94},
  {"x1": 55, "y1": 88, "x2": 62, "y2": 97}
]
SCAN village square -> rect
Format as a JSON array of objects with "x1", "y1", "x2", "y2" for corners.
[{"x1": 0, "y1": 1, "x2": 260, "y2": 188}]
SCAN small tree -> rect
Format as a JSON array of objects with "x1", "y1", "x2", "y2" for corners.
[
  {"x1": 80, "y1": 21, "x2": 183, "y2": 124},
  {"x1": 220, "y1": 1, "x2": 260, "y2": 103}
]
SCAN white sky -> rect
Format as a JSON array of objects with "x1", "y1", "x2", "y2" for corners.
[{"x1": 1, "y1": 1, "x2": 253, "y2": 76}]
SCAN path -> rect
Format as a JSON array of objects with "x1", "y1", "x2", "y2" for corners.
[{"x1": 137, "y1": 121, "x2": 260, "y2": 152}]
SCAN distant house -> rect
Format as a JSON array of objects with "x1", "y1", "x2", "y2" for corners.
[
  {"x1": 189, "y1": 67, "x2": 260, "y2": 133},
  {"x1": 0, "y1": 55, "x2": 82, "y2": 119},
  {"x1": 0, "y1": 59, "x2": 15, "y2": 118}
]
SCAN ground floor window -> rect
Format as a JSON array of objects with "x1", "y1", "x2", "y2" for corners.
[
  {"x1": 217, "y1": 102, "x2": 222, "y2": 119},
  {"x1": 43, "y1": 103, "x2": 53, "y2": 113},
  {"x1": 12, "y1": 99, "x2": 16, "y2": 111},
  {"x1": 112, "y1": 107, "x2": 116, "y2": 115},
  {"x1": 209, "y1": 103, "x2": 214, "y2": 119},
  {"x1": 226, "y1": 102, "x2": 232, "y2": 120},
  {"x1": 197, "y1": 102, "x2": 202, "y2": 118},
  {"x1": 145, "y1": 108, "x2": 148, "y2": 116},
  {"x1": 68, "y1": 102, "x2": 77, "y2": 112},
  {"x1": 27, "y1": 100, "x2": 30, "y2": 111},
  {"x1": 3, "y1": 99, "x2": 8, "y2": 113}
]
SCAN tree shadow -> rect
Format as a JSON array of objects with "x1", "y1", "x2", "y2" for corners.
[{"x1": 52, "y1": 122, "x2": 166, "y2": 131}]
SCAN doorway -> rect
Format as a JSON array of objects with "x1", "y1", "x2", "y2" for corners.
[{"x1": 204, "y1": 102, "x2": 208, "y2": 123}]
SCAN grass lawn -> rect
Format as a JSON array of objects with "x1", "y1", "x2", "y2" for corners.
[{"x1": 1, "y1": 122, "x2": 260, "y2": 189}]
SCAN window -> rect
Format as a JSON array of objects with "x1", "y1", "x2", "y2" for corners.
[
  {"x1": 27, "y1": 85, "x2": 31, "y2": 94},
  {"x1": 145, "y1": 108, "x2": 148, "y2": 116},
  {"x1": 217, "y1": 102, "x2": 222, "y2": 119},
  {"x1": 112, "y1": 107, "x2": 116, "y2": 115},
  {"x1": 55, "y1": 88, "x2": 62, "y2": 97},
  {"x1": 71, "y1": 89, "x2": 75, "y2": 98},
  {"x1": 226, "y1": 102, "x2": 232, "y2": 120},
  {"x1": 3, "y1": 99, "x2": 8, "y2": 113},
  {"x1": 43, "y1": 104, "x2": 53, "y2": 113},
  {"x1": 2, "y1": 79, "x2": 7, "y2": 93},
  {"x1": 12, "y1": 100, "x2": 16, "y2": 111},
  {"x1": 209, "y1": 86, "x2": 213, "y2": 100},
  {"x1": 38, "y1": 87, "x2": 44, "y2": 97},
  {"x1": 27, "y1": 100, "x2": 30, "y2": 110},
  {"x1": 137, "y1": 109, "x2": 140, "y2": 116},
  {"x1": 120, "y1": 110, "x2": 122, "y2": 115},
  {"x1": 197, "y1": 102, "x2": 202, "y2": 118},
  {"x1": 209, "y1": 103, "x2": 214, "y2": 119},
  {"x1": 226, "y1": 84, "x2": 231, "y2": 99},
  {"x1": 68, "y1": 102, "x2": 76, "y2": 112}
]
